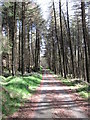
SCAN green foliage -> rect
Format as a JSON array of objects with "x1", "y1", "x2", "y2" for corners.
[
  {"x1": 40, "y1": 66, "x2": 43, "y2": 71},
  {"x1": 79, "y1": 91, "x2": 89, "y2": 98},
  {"x1": 57, "y1": 75, "x2": 90, "y2": 99},
  {"x1": 76, "y1": 85, "x2": 90, "y2": 99},
  {"x1": 0, "y1": 73, "x2": 42, "y2": 118}
]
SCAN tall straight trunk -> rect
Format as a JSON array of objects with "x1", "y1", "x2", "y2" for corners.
[
  {"x1": 53, "y1": 1, "x2": 63, "y2": 76},
  {"x1": 35, "y1": 28, "x2": 39, "y2": 71},
  {"x1": 66, "y1": 1, "x2": 75, "y2": 77},
  {"x1": 12, "y1": 2, "x2": 16, "y2": 76},
  {"x1": 7, "y1": 25, "x2": 10, "y2": 73},
  {"x1": 59, "y1": 0, "x2": 66, "y2": 78},
  {"x1": 52, "y1": 28, "x2": 56, "y2": 74},
  {"x1": 0, "y1": 13, "x2": 2, "y2": 75},
  {"x1": 18, "y1": 21, "x2": 21, "y2": 72},
  {"x1": 77, "y1": 16, "x2": 80, "y2": 78},
  {"x1": 81, "y1": 47, "x2": 85, "y2": 80},
  {"x1": 35, "y1": 28, "x2": 37, "y2": 71},
  {"x1": 21, "y1": 2, "x2": 25, "y2": 75},
  {"x1": 62, "y1": 10, "x2": 69, "y2": 75},
  {"x1": 38, "y1": 33, "x2": 40, "y2": 70},
  {"x1": 63, "y1": 32, "x2": 68, "y2": 75},
  {"x1": 31, "y1": 24, "x2": 34, "y2": 66},
  {"x1": 47, "y1": 46, "x2": 52, "y2": 70},
  {"x1": 73, "y1": 30, "x2": 77, "y2": 77},
  {"x1": 28, "y1": 26, "x2": 30, "y2": 73},
  {"x1": 81, "y1": 1, "x2": 89, "y2": 82},
  {"x1": 87, "y1": 3, "x2": 90, "y2": 63},
  {"x1": 47, "y1": 40, "x2": 52, "y2": 70}
]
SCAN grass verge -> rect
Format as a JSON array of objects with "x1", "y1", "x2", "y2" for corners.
[
  {"x1": 48, "y1": 69, "x2": 90, "y2": 100},
  {"x1": 58, "y1": 75, "x2": 90, "y2": 99},
  {"x1": 0, "y1": 72, "x2": 42, "y2": 118}
]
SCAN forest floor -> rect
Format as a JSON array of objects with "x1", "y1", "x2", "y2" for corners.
[{"x1": 6, "y1": 69, "x2": 89, "y2": 119}]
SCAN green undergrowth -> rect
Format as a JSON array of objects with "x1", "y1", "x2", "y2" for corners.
[
  {"x1": 48, "y1": 68, "x2": 90, "y2": 100},
  {"x1": 40, "y1": 66, "x2": 43, "y2": 71},
  {"x1": 58, "y1": 75, "x2": 90, "y2": 99},
  {"x1": 0, "y1": 72, "x2": 42, "y2": 118}
]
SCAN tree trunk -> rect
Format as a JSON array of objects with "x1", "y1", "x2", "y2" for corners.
[
  {"x1": 38, "y1": 33, "x2": 40, "y2": 70},
  {"x1": 52, "y1": 28, "x2": 56, "y2": 74},
  {"x1": 0, "y1": 13, "x2": 2, "y2": 75},
  {"x1": 21, "y1": 2, "x2": 25, "y2": 75},
  {"x1": 28, "y1": 25, "x2": 30, "y2": 73},
  {"x1": 31, "y1": 24, "x2": 34, "y2": 67},
  {"x1": 18, "y1": 21, "x2": 21, "y2": 72},
  {"x1": 66, "y1": 1, "x2": 75, "y2": 78},
  {"x1": 77, "y1": 16, "x2": 80, "y2": 78},
  {"x1": 35, "y1": 28, "x2": 40, "y2": 71},
  {"x1": 12, "y1": 2, "x2": 16, "y2": 76},
  {"x1": 59, "y1": 0, "x2": 66, "y2": 78},
  {"x1": 0, "y1": 36, "x2": 2, "y2": 75},
  {"x1": 81, "y1": 1, "x2": 89, "y2": 82},
  {"x1": 53, "y1": 1, "x2": 63, "y2": 76}
]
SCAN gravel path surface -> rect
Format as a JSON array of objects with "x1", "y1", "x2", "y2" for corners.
[{"x1": 6, "y1": 69, "x2": 89, "y2": 119}]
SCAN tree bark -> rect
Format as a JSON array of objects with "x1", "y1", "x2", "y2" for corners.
[
  {"x1": 81, "y1": 1, "x2": 89, "y2": 82},
  {"x1": 0, "y1": 38, "x2": 2, "y2": 75},
  {"x1": 53, "y1": 1, "x2": 63, "y2": 76},
  {"x1": 21, "y1": 2, "x2": 25, "y2": 75},
  {"x1": 12, "y1": 2, "x2": 16, "y2": 76},
  {"x1": 18, "y1": 21, "x2": 21, "y2": 72},
  {"x1": 31, "y1": 24, "x2": 34, "y2": 66},
  {"x1": 28, "y1": 25, "x2": 30, "y2": 73},
  {"x1": 35, "y1": 28, "x2": 40, "y2": 71},
  {"x1": 66, "y1": 1, "x2": 75, "y2": 78},
  {"x1": 59, "y1": 0, "x2": 66, "y2": 78},
  {"x1": 52, "y1": 28, "x2": 56, "y2": 74},
  {"x1": 0, "y1": 13, "x2": 2, "y2": 75}
]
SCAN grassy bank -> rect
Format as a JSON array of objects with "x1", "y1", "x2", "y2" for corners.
[
  {"x1": 49, "y1": 70, "x2": 90, "y2": 99},
  {"x1": 0, "y1": 72, "x2": 42, "y2": 118},
  {"x1": 58, "y1": 75, "x2": 90, "y2": 99}
]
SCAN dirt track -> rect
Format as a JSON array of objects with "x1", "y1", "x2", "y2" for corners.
[{"x1": 7, "y1": 69, "x2": 89, "y2": 119}]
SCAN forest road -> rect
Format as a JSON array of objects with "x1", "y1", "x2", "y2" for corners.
[{"x1": 7, "y1": 69, "x2": 89, "y2": 119}]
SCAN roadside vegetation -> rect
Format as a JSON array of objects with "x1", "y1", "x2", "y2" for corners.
[
  {"x1": 50, "y1": 70, "x2": 90, "y2": 99},
  {"x1": 58, "y1": 76, "x2": 90, "y2": 99},
  {"x1": 0, "y1": 72, "x2": 42, "y2": 118}
]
